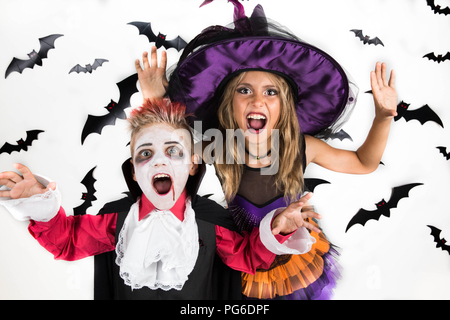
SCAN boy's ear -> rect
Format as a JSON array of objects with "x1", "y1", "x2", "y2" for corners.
[
  {"x1": 189, "y1": 154, "x2": 199, "y2": 176},
  {"x1": 130, "y1": 158, "x2": 136, "y2": 181}
]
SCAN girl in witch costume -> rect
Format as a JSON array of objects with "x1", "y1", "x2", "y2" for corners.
[
  {"x1": 0, "y1": 100, "x2": 320, "y2": 300},
  {"x1": 136, "y1": 1, "x2": 397, "y2": 300}
]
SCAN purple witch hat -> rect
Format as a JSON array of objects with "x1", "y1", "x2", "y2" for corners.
[{"x1": 167, "y1": 2, "x2": 358, "y2": 138}]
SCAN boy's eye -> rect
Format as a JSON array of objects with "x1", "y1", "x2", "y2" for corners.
[
  {"x1": 167, "y1": 146, "x2": 184, "y2": 158},
  {"x1": 140, "y1": 150, "x2": 152, "y2": 157}
]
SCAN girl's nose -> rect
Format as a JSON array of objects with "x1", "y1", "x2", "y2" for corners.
[{"x1": 252, "y1": 92, "x2": 265, "y2": 107}]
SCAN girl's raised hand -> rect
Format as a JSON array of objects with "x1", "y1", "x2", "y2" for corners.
[
  {"x1": 271, "y1": 192, "x2": 322, "y2": 235},
  {"x1": 135, "y1": 46, "x2": 168, "y2": 102},
  {"x1": 0, "y1": 163, "x2": 55, "y2": 199},
  {"x1": 370, "y1": 61, "x2": 398, "y2": 120}
]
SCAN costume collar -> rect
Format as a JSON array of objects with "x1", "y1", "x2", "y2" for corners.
[
  {"x1": 116, "y1": 196, "x2": 198, "y2": 291},
  {"x1": 139, "y1": 189, "x2": 187, "y2": 222}
]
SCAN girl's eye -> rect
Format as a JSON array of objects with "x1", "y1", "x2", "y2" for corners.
[
  {"x1": 237, "y1": 87, "x2": 252, "y2": 94},
  {"x1": 167, "y1": 146, "x2": 184, "y2": 158},
  {"x1": 265, "y1": 89, "x2": 278, "y2": 96}
]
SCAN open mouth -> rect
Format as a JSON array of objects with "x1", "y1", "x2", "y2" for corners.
[
  {"x1": 152, "y1": 173, "x2": 173, "y2": 196},
  {"x1": 247, "y1": 113, "x2": 267, "y2": 133}
]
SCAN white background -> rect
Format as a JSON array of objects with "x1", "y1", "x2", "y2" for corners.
[{"x1": 0, "y1": 0, "x2": 449, "y2": 299}]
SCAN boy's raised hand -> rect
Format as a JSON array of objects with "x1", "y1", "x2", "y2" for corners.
[
  {"x1": 135, "y1": 46, "x2": 168, "y2": 102},
  {"x1": 371, "y1": 61, "x2": 397, "y2": 120},
  {"x1": 271, "y1": 192, "x2": 322, "y2": 235},
  {"x1": 0, "y1": 163, "x2": 55, "y2": 199}
]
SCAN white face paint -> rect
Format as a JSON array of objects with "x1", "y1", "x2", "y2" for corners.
[{"x1": 132, "y1": 123, "x2": 193, "y2": 210}]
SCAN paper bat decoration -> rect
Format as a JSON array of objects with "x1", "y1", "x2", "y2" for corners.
[
  {"x1": 323, "y1": 129, "x2": 353, "y2": 141},
  {"x1": 69, "y1": 59, "x2": 109, "y2": 74},
  {"x1": 0, "y1": 130, "x2": 44, "y2": 155},
  {"x1": 5, "y1": 34, "x2": 63, "y2": 78},
  {"x1": 128, "y1": 21, "x2": 187, "y2": 51},
  {"x1": 423, "y1": 52, "x2": 450, "y2": 64},
  {"x1": 73, "y1": 167, "x2": 97, "y2": 216},
  {"x1": 304, "y1": 178, "x2": 331, "y2": 193},
  {"x1": 81, "y1": 73, "x2": 138, "y2": 144},
  {"x1": 350, "y1": 29, "x2": 384, "y2": 46},
  {"x1": 395, "y1": 101, "x2": 444, "y2": 128},
  {"x1": 332, "y1": 130, "x2": 352, "y2": 141},
  {"x1": 437, "y1": 146, "x2": 450, "y2": 160},
  {"x1": 426, "y1": 0, "x2": 450, "y2": 15},
  {"x1": 345, "y1": 183, "x2": 422, "y2": 232},
  {"x1": 427, "y1": 225, "x2": 450, "y2": 255}
]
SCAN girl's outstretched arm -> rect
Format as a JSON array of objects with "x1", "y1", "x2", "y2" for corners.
[
  {"x1": 306, "y1": 62, "x2": 397, "y2": 174},
  {"x1": 135, "y1": 46, "x2": 168, "y2": 103}
]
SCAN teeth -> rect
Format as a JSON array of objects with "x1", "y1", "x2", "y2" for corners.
[
  {"x1": 247, "y1": 114, "x2": 266, "y2": 120},
  {"x1": 154, "y1": 174, "x2": 170, "y2": 179}
]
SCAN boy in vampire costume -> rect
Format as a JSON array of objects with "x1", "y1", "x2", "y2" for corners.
[{"x1": 0, "y1": 99, "x2": 320, "y2": 300}]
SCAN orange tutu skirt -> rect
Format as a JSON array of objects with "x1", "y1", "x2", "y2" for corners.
[{"x1": 242, "y1": 219, "x2": 339, "y2": 299}]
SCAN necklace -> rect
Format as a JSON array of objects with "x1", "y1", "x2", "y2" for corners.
[{"x1": 245, "y1": 148, "x2": 271, "y2": 160}]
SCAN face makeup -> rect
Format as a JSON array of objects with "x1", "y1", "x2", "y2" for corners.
[{"x1": 132, "y1": 123, "x2": 194, "y2": 210}]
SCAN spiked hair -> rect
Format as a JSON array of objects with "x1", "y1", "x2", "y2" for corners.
[{"x1": 127, "y1": 99, "x2": 194, "y2": 157}]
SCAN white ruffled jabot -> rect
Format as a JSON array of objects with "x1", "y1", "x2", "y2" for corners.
[{"x1": 115, "y1": 198, "x2": 199, "y2": 291}]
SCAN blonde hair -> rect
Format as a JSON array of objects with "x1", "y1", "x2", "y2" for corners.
[
  {"x1": 212, "y1": 71, "x2": 304, "y2": 203},
  {"x1": 127, "y1": 99, "x2": 194, "y2": 157}
]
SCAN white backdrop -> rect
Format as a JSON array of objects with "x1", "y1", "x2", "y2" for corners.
[{"x1": 0, "y1": 0, "x2": 449, "y2": 300}]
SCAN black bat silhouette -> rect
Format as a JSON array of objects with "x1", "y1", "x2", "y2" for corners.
[
  {"x1": 350, "y1": 29, "x2": 384, "y2": 46},
  {"x1": 437, "y1": 146, "x2": 450, "y2": 160},
  {"x1": 423, "y1": 52, "x2": 450, "y2": 64},
  {"x1": 322, "y1": 128, "x2": 353, "y2": 141},
  {"x1": 5, "y1": 34, "x2": 63, "y2": 78},
  {"x1": 0, "y1": 130, "x2": 44, "y2": 155},
  {"x1": 81, "y1": 73, "x2": 138, "y2": 144},
  {"x1": 426, "y1": 0, "x2": 450, "y2": 15},
  {"x1": 331, "y1": 129, "x2": 353, "y2": 141},
  {"x1": 128, "y1": 21, "x2": 187, "y2": 51},
  {"x1": 345, "y1": 183, "x2": 423, "y2": 232},
  {"x1": 69, "y1": 59, "x2": 109, "y2": 74},
  {"x1": 73, "y1": 167, "x2": 97, "y2": 216},
  {"x1": 427, "y1": 225, "x2": 450, "y2": 255},
  {"x1": 304, "y1": 178, "x2": 331, "y2": 193},
  {"x1": 395, "y1": 101, "x2": 444, "y2": 127}
]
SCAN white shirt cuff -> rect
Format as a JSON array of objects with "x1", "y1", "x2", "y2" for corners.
[
  {"x1": 0, "y1": 174, "x2": 61, "y2": 222},
  {"x1": 259, "y1": 207, "x2": 316, "y2": 255}
]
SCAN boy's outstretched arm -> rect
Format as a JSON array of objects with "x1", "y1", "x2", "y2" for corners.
[
  {"x1": 305, "y1": 62, "x2": 397, "y2": 174},
  {"x1": 215, "y1": 192, "x2": 319, "y2": 274},
  {"x1": 0, "y1": 163, "x2": 116, "y2": 260},
  {"x1": 0, "y1": 163, "x2": 56, "y2": 199},
  {"x1": 0, "y1": 163, "x2": 61, "y2": 222},
  {"x1": 270, "y1": 192, "x2": 321, "y2": 235}
]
